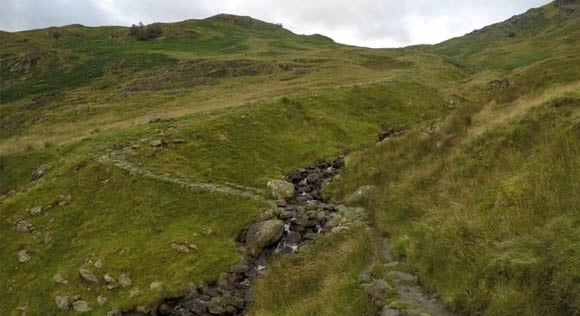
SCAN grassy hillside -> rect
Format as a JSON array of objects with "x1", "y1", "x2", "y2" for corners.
[{"x1": 1, "y1": 2, "x2": 579, "y2": 315}]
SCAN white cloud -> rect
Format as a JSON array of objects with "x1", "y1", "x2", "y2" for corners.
[{"x1": 0, "y1": 0, "x2": 551, "y2": 47}]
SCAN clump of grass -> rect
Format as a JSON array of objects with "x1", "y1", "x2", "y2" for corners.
[{"x1": 250, "y1": 226, "x2": 375, "y2": 316}]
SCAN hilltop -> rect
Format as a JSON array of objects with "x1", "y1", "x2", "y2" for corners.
[{"x1": 1, "y1": 2, "x2": 579, "y2": 315}]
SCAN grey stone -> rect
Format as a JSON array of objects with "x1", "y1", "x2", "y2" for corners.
[
  {"x1": 191, "y1": 299, "x2": 209, "y2": 314},
  {"x1": 331, "y1": 226, "x2": 349, "y2": 234},
  {"x1": 72, "y1": 300, "x2": 92, "y2": 312},
  {"x1": 97, "y1": 295, "x2": 108, "y2": 306},
  {"x1": 150, "y1": 139, "x2": 165, "y2": 147},
  {"x1": 230, "y1": 263, "x2": 250, "y2": 274},
  {"x1": 55, "y1": 295, "x2": 70, "y2": 310},
  {"x1": 172, "y1": 139, "x2": 186, "y2": 144},
  {"x1": 207, "y1": 297, "x2": 226, "y2": 314},
  {"x1": 107, "y1": 308, "x2": 122, "y2": 316},
  {"x1": 381, "y1": 307, "x2": 402, "y2": 316},
  {"x1": 15, "y1": 220, "x2": 34, "y2": 233},
  {"x1": 30, "y1": 206, "x2": 43, "y2": 216},
  {"x1": 118, "y1": 273, "x2": 132, "y2": 287},
  {"x1": 17, "y1": 250, "x2": 31, "y2": 263},
  {"x1": 303, "y1": 233, "x2": 318, "y2": 240},
  {"x1": 103, "y1": 273, "x2": 116, "y2": 283},
  {"x1": 267, "y1": 180, "x2": 295, "y2": 200},
  {"x1": 171, "y1": 243, "x2": 191, "y2": 253},
  {"x1": 52, "y1": 273, "x2": 68, "y2": 284},
  {"x1": 366, "y1": 279, "x2": 392, "y2": 301},
  {"x1": 387, "y1": 271, "x2": 416, "y2": 284},
  {"x1": 245, "y1": 220, "x2": 284, "y2": 248},
  {"x1": 78, "y1": 268, "x2": 98, "y2": 283}
]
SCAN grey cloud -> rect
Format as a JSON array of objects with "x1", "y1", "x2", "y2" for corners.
[{"x1": 0, "y1": 0, "x2": 551, "y2": 47}]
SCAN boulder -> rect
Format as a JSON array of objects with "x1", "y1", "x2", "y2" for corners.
[
  {"x1": 267, "y1": 180, "x2": 295, "y2": 200},
  {"x1": 106, "y1": 308, "x2": 122, "y2": 316},
  {"x1": 207, "y1": 297, "x2": 226, "y2": 314},
  {"x1": 30, "y1": 206, "x2": 43, "y2": 216},
  {"x1": 365, "y1": 279, "x2": 392, "y2": 301},
  {"x1": 245, "y1": 220, "x2": 284, "y2": 248},
  {"x1": 150, "y1": 139, "x2": 165, "y2": 147},
  {"x1": 52, "y1": 273, "x2": 68, "y2": 284},
  {"x1": 97, "y1": 295, "x2": 108, "y2": 306},
  {"x1": 72, "y1": 300, "x2": 92, "y2": 312},
  {"x1": 17, "y1": 250, "x2": 31, "y2": 263},
  {"x1": 15, "y1": 220, "x2": 34, "y2": 233},
  {"x1": 170, "y1": 243, "x2": 190, "y2": 253},
  {"x1": 118, "y1": 273, "x2": 132, "y2": 287},
  {"x1": 103, "y1": 273, "x2": 116, "y2": 283},
  {"x1": 381, "y1": 307, "x2": 402, "y2": 316},
  {"x1": 55, "y1": 295, "x2": 70, "y2": 310},
  {"x1": 78, "y1": 268, "x2": 98, "y2": 283}
]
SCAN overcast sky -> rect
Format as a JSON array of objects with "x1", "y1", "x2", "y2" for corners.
[{"x1": 0, "y1": 0, "x2": 550, "y2": 47}]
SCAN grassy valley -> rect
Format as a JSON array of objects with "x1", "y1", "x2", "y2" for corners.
[{"x1": 1, "y1": 1, "x2": 579, "y2": 315}]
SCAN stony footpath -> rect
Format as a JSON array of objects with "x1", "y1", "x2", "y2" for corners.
[
  {"x1": 98, "y1": 138, "x2": 267, "y2": 201},
  {"x1": 361, "y1": 232, "x2": 458, "y2": 316}
]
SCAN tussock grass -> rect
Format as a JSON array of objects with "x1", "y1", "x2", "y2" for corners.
[
  {"x1": 250, "y1": 227, "x2": 375, "y2": 316},
  {"x1": 326, "y1": 94, "x2": 580, "y2": 315}
]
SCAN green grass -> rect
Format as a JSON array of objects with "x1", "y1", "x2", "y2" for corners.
[
  {"x1": 324, "y1": 95, "x2": 580, "y2": 315},
  {"x1": 250, "y1": 226, "x2": 375, "y2": 316},
  {"x1": 1, "y1": 2, "x2": 579, "y2": 315},
  {"x1": 1, "y1": 143, "x2": 268, "y2": 314}
]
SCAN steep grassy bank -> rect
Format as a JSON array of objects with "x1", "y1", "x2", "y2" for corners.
[{"x1": 324, "y1": 85, "x2": 580, "y2": 316}]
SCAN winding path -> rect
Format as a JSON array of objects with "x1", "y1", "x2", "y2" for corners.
[{"x1": 97, "y1": 150, "x2": 267, "y2": 201}]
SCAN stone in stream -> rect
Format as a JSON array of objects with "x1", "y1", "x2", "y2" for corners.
[
  {"x1": 267, "y1": 180, "x2": 295, "y2": 200},
  {"x1": 245, "y1": 219, "x2": 284, "y2": 248}
]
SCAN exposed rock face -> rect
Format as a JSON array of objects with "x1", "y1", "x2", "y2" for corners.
[
  {"x1": 245, "y1": 220, "x2": 284, "y2": 248},
  {"x1": 266, "y1": 180, "x2": 295, "y2": 200}
]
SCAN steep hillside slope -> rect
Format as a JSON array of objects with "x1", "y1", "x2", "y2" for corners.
[{"x1": 323, "y1": 1, "x2": 580, "y2": 315}]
